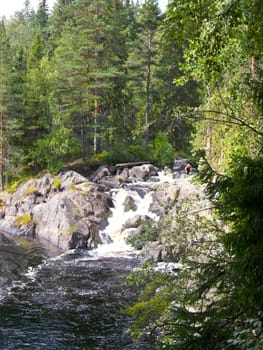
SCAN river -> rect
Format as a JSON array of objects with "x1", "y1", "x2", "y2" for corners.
[
  {"x1": 0, "y1": 180, "x2": 164, "y2": 349},
  {"x1": 0, "y1": 247, "x2": 155, "y2": 349}
]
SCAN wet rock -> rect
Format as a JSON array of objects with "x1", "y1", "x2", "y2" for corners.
[
  {"x1": 31, "y1": 185, "x2": 111, "y2": 250},
  {"x1": 11, "y1": 174, "x2": 55, "y2": 205},
  {"x1": 128, "y1": 185, "x2": 150, "y2": 198},
  {"x1": 118, "y1": 167, "x2": 129, "y2": 181},
  {"x1": 58, "y1": 171, "x2": 90, "y2": 189},
  {"x1": 0, "y1": 233, "x2": 28, "y2": 286},
  {"x1": 0, "y1": 162, "x2": 204, "y2": 255},
  {"x1": 123, "y1": 214, "x2": 152, "y2": 229},
  {"x1": 123, "y1": 195, "x2": 137, "y2": 212}
]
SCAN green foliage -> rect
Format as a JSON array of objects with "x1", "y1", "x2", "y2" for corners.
[
  {"x1": 200, "y1": 156, "x2": 263, "y2": 309},
  {"x1": 164, "y1": 0, "x2": 263, "y2": 167},
  {"x1": 4, "y1": 175, "x2": 32, "y2": 194},
  {"x1": 30, "y1": 126, "x2": 81, "y2": 174},
  {"x1": 4, "y1": 180, "x2": 21, "y2": 194},
  {"x1": 15, "y1": 213, "x2": 32, "y2": 227},
  {"x1": 125, "y1": 153, "x2": 263, "y2": 349},
  {"x1": 96, "y1": 139, "x2": 154, "y2": 164},
  {"x1": 126, "y1": 222, "x2": 159, "y2": 250},
  {"x1": 151, "y1": 131, "x2": 174, "y2": 167},
  {"x1": 126, "y1": 214, "x2": 247, "y2": 348},
  {"x1": 126, "y1": 0, "x2": 162, "y2": 144},
  {"x1": 1, "y1": 0, "x2": 198, "y2": 183},
  {"x1": 227, "y1": 312, "x2": 263, "y2": 350},
  {"x1": 53, "y1": 176, "x2": 61, "y2": 189}
]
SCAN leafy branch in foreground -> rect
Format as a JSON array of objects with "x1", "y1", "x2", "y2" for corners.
[
  {"x1": 125, "y1": 211, "x2": 235, "y2": 349},
  {"x1": 200, "y1": 156, "x2": 263, "y2": 309},
  {"x1": 125, "y1": 155, "x2": 263, "y2": 349}
]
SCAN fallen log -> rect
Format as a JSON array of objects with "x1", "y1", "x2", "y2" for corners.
[{"x1": 115, "y1": 161, "x2": 150, "y2": 169}]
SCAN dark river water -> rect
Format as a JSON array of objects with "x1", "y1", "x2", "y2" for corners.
[{"x1": 0, "y1": 236, "x2": 155, "y2": 350}]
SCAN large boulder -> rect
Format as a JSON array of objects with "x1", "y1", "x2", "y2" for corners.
[
  {"x1": 150, "y1": 181, "x2": 180, "y2": 216},
  {"x1": 32, "y1": 187, "x2": 110, "y2": 250},
  {"x1": 129, "y1": 164, "x2": 159, "y2": 181},
  {"x1": 0, "y1": 171, "x2": 112, "y2": 251},
  {"x1": 90, "y1": 165, "x2": 115, "y2": 183},
  {"x1": 123, "y1": 214, "x2": 152, "y2": 229},
  {"x1": 173, "y1": 156, "x2": 188, "y2": 172}
]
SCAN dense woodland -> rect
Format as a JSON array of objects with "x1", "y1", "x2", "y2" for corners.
[
  {"x1": 0, "y1": 0, "x2": 199, "y2": 188},
  {"x1": 0, "y1": 0, "x2": 263, "y2": 349}
]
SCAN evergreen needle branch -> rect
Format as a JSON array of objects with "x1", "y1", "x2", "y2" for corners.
[
  {"x1": 154, "y1": 319, "x2": 202, "y2": 335},
  {"x1": 193, "y1": 109, "x2": 263, "y2": 137}
]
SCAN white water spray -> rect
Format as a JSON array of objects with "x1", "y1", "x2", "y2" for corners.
[
  {"x1": 91, "y1": 185, "x2": 157, "y2": 257},
  {"x1": 91, "y1": 171, "x2": 175, "y2": 258}
]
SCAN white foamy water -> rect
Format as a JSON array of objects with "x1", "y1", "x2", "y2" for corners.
[
  {"x1": 90, "y1": 170, "x2": 179, "y2": 258},
  {"x1": 91, "y1": 183, "x2": 161, "y2": 257}
]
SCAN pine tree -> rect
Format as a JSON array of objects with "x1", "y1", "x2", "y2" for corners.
[
  {"x1": 35, "y1": 0, "x2": 49, "y2": 28},
  {"x1": 49, "y1": 0, "x2": 75, "y2": 54},
  {"x1": 126, "y1": 0, "x2": 161, "y2": 144},
  {"x1": 52, "y1": 0, "x2": 123, "y2": 158},
  {"x1": 0, "y1": 20, "x2": 12, "y2": 189}
]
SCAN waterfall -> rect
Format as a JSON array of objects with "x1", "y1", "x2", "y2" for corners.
[{"x1": 92, "y1": 184, "x2": 159, "y2": 257}]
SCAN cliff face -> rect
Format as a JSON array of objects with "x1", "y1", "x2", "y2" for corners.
[{"x1": 0, "y1": 171, "x2": 113, "y2": 251}]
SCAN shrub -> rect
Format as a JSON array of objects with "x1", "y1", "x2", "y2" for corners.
[
  {"x1": 53, "y1": 176, "x2": 61, "y2": 189},
  {"x1": 126, "y1": 222, "x2": 159, "y2": 250},
  {"x1": 152, "y1": 131, "x2": 174, "y2": 167},
  {"x1": 15, "y1": 214, "x2": 32, "y2": 227}
]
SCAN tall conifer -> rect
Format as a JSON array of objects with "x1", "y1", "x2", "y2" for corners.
[
  {"x1": 0, "y1": 21, "x2": 10, "y2": 189},
  {"x1": 52, "y1": 0, "x2": 123, "y2": 157},
  {"x1": 126, "y1": 0, "x2": 161, "y2": 143}
]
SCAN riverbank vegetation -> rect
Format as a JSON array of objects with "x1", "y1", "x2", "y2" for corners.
[
  {"x1": 127, "y1": 0, "x2": 262, "y2": 349},
  {"x1": 0, "y1": 0, "x2": 262, "y2": 348}
]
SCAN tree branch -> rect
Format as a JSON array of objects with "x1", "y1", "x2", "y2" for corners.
[
  {"x1": 179, "y1": 206, "x2": 215, "y2": 218},
  {"x1": 188, "y1": 109, "x2": 263, "y2": 137}
]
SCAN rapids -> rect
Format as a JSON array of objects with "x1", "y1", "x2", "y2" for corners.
[{"x1": 0, "y1": 173, "x2": 174, "y2": 349}]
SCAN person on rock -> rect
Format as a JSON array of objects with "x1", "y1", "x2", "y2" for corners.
[{"x1": 185, "y1": 162, "x2": 193, "y2": 175}]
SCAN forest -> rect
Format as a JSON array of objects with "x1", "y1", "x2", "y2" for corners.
[
  {"x1": 0, "y1": 0, "x2": 262, "y2": 349},
  {"x1": 0, "y1": 0, "x2": 198, "y2": 188}
]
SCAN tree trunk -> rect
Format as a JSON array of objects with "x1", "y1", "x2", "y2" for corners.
[
  {"x1": 93, "y1": 0, "x2": 99, "y2": 155},
  {"x1": 145, "y1": 33, "x2": 152, "y2": 145},
  {"x1": 145, "y1": 61, "x2": 150, "y2": 144},
  {"x1": 93, "y1": 98, "x2": 99, "y2": 155},
  {"x1": 0, "y1": 111, "x2": 3, "y2": 191},
  {"x1": 250, "y1": 56, "x2": 256, "y2": 79},
  {"x1": 206, "y1": 124, "x2": 212, "y2": 160},
  {"x1": 80, "y1": 113, "x2": 86, "y2": 159},
  {"x1": 206, "y1": 86, "x2": 212, "y2": 161}
]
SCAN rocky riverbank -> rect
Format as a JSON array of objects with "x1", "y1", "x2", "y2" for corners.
[{"x1": 0, "y1": 158, "x2": 205, "y2": 253}]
